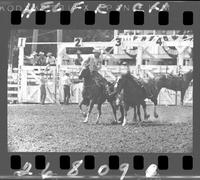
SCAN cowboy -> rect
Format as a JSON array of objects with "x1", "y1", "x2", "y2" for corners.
[
  {"x1": 62, "y1": 72, "x2": 72, "y2": 105},
  {"x1": 46, "y1": 52, "x2": 56, "y2": 66},
  {"x1": 40, "y1": 72, "x2": 47, "y2": 105},
  {"x1": 81, "y1": 48, "x2": 110, "y2": 97},
  {"x1": 74, "y1": 50, "x2": 83, "y2": 65}
]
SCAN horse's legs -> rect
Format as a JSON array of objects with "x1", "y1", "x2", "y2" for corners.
[
  {"x1": 122, "y1": 104, "x2": 128, "y2": 126},
  {"x1": 137, "y1": 104, "x2": 142, "y2": 121},
  {"x1": 119, "y1": 105, "x2": 124, "y2": 123},
  {"x1": 96, "y1": 104, "x2": 102, "y2": 124},
  {"x1": 153, "y1": 104, "x2": 159, "y2": 118},
  {"x1": 181, "y1": 89, "x2": 186, "y2": 106},
  {"x1": 110, "y1": 102, "x2": 118, "y2": 124},
  {"x1": 136, "y1": 104, "x2": 142, "y2": 126},
  {"x1": 133, "y1": 106, "x2": 137, "y2": 122},
  {"x1": 79, "y1": 99, "x2": 87, "y2": 117},
  {"x1": 141, "y1": 100, "x2": 150, "y2": 120},
  {"x1": 83, "y1": 100, "x2": 95, "y2": 123}
]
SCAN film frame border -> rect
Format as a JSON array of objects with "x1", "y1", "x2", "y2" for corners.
[
  {"x1": 10, "y1": 10, "x2": 194, "y2": 26},
  {"x1": 1, "y1": 0, "x2": 199, "y2": 179}
]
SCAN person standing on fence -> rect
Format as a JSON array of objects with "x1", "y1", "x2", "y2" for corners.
[
  {"x1": 40, "y1": 72, "x2": 47, "y2": 105},
  {"x1": 38, "y1": 52, "x2": 46, "y2": 66},
  {"x1": 62, "y1": 72, "x2": 72, "y2": 105},
  {"x1": 32, "y1": 52, "x2": 39, "y2": 66},
  {"x1": 46, "y1": 52, "x2": 56, "y2": 66},
  {"x1": 25, "y1": 51, "x2": 38, "y2": 66}
]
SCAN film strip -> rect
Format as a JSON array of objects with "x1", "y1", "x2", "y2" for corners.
[
  {"x1": 10, "y1": 9, "x2": 194, "y2": 26},
  {"x1": 1, "y1": 0, "x2": 199, "y2": 179}
]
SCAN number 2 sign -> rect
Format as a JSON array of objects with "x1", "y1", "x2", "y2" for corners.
[{"x1": 74, "y1": 37, "x2": 83, "y2": 47}]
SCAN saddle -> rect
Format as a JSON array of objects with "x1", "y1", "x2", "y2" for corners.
[
  {"x1": 125, "y1": 73, "x2": 144, "y2": 89},
  {"x1": 91, "y1": 71, "x2": 111, "y2": 98},
  {"x1": 125, "y1": 73, "x2": 155, "y2": 98},
  {"x1": 92, "y1": 71, "x2": 108, "y2": 86}
]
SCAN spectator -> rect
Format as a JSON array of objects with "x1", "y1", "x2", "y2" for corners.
[
  {"x1": 46, "y1": 52, "x2": 56, "y2": 66},
  {"x1": 25, "y1": 51, "x2": 38, "y2": 65},
  {"x1": 122, "y1": 61, "x2": 131, "y2": 75},
  {"x1": 74, "y1": 50, "x2": 83, "y2": 65},
  {"x1": 31, "y1": 51, "x2": 39, "y2": 65},
  {"x1": 37, "y1": 51, "x2": 46, "y2": 66},
  {"x1": 40, "y1": 72, "x2": 47, "y2": 105},
  {"x1": 62, "y1": 72, "x2": 72, "y2": 105},
  {"x1": 62, "y1": 51, "x2": 71, "y2": 65}
]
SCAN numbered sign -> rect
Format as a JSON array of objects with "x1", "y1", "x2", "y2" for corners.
[
  {"x1": 115, "y1": 37, "x2": 122, "y2": 46},
  {"x1": 156, "y1": 37, "x2": 163, "y2": 46},
  {"x1": 74, "y1": 37, "x2": 83, "y2": 47},
  {"x1": 18, "y1": 38, "x2": 26, "y2": 47}
]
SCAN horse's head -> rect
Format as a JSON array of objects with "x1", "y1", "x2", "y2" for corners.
[
  {"x1": 108, "y1": 76, "x2": 125, "y2": 101},
  {"x1": 149, "y1": 93, "x2": 158, "y2": 106},
  {"x1": 78, "y1": 66, "x2": 90, "y2": 80},
  {"x1": 146, "y1": 75, "x2": 164, "y2": 105},
  {"x1": 114, "y1": 77, "x2": 120, "y2": 89},
  {"x1": 115, "y1": 75, "x2": 126, "y2": 93},
  {"x1": 182, "y1": 69, "x2": 193, "y2": 83},
  {"x1": 156, "y1": 74, "x2": 167, "y2": 81},
  {"x1": 106, "y1": 81, "x2": 115, "y2": 93},
  {"x1": 154, "y1": 74, "x2": 167, "y2": 90}
]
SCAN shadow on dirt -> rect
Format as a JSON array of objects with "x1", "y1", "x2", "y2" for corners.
[{"x1": 87, "y1": 120, "x2": 189, "y2": 127}]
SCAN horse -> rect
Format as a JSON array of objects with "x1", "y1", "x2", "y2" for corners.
[
  {"x1": 113, "y1": 73, "x2": 151, "y2": 126},
  {"x1": 137, "y1": 69, "x2": 193, "y2": 118},
  {"x1": 158, "y1": 69, "x2": 193, "y2": 105},
  {"x1": 78, "y1": 66, "x2": 118, "y2": 124},
  {"x1": 114, "y1": 71, "x2": 179, "y2": 124},
  {"x1": 140, "y1": 74, "x2": 166, "y2": 118},
  {"x1": 115, "y1": 89, "x2": 150, "y2": 124}
]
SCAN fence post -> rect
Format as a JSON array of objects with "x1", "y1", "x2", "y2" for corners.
[{"x1": 53, "y1": 67, "x2": 57, "y2": 103}]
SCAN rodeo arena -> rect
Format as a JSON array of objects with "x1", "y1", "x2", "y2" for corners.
[{"x1": 8, "y1": 30, "x2": 193, "y2": 152}]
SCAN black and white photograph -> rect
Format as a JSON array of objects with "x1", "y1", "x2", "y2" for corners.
[{"x1": 8, "y1": 30, "x2": 193, "y2": 152}]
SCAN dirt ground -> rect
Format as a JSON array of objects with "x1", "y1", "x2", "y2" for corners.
[{"x1": 8, "y1": 103, "x2": 192, "y2": 153}]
